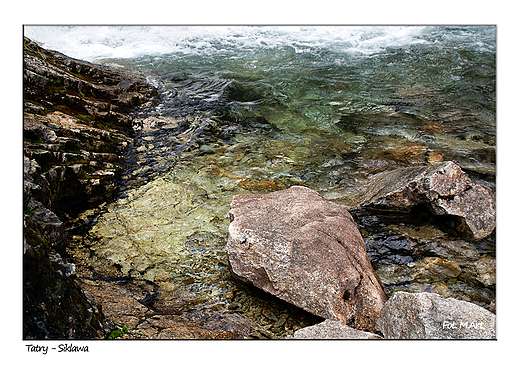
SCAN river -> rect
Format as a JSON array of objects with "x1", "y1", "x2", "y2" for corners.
[{"x1": 25, "y1": 25, "x2": 496, "y2": 337}]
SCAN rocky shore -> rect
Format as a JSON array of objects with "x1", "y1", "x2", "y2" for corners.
[
  {"x1": 23, "y1": 37, "x2": 160, "y2": 339},
  {"x1": 23, "y1": 37, "x2": 496, "y2": 340},
  {"x1": 227, "y1": 184, "x2": 495, "y2": 339},
  {"x1": 23, "y1": 37, "x2": 260, "y2": 340}
]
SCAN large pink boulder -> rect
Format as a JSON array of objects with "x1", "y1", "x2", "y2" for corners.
[{"x1": 226, "y1": 186, "x2": 386, "y2": 331}]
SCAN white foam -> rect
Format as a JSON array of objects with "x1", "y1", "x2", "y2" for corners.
[
  {"x1": 24, "y1": 26, "x2": 175, "y2": 61},
  {"x1": 24, "y1": 25, "x2": 431, "y2": 62}
]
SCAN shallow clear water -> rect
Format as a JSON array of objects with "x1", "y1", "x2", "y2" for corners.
[
  {"x1": 26, "y1": 26, "x2": 496, "y2": 175},
  {"x1": 27, "y1": 26, "x2": 496, "y2": 336}
]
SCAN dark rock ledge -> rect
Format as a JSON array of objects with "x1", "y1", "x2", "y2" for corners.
[
  {"x1": 23, "y1": 38, "x2": 256, "y2": 340},
  {"x1": 23, "y1": 37, "x2": 161, "y2": 339}
]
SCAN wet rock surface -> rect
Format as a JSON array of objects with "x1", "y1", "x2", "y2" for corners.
[
  {"x1": 376, "y1": 257, "x2": 462, "y2": 285},
  {"x1": 24, "y1": 37, "x2": 158, "y2": 126},
  {"x1": 23, "y1": 37, "x2": 496, "y2": 340},
  {"x1": 77, "y1": 278, "x2": 250, "y2": 339},
  {"x1": 376, "y1": 291, "x2": 496, "y2": 339},
  {"x1": 226, "y1": 186, "x2": 387, "y2": 331},
  {"x1": 24, "y1": 37, "x2": 265, "y2": 340},
  {"x1": 338, "y1": 161, "x2": 496, "y2": 314},
  {"x1": 66, "y1": 120, "x2": 327, "y2": 339},
  {"x1": 355, "y1": 216, "x2": 495, "y2": 312},
  {"x1": 23, "y1": 37, "x2": 158, "y2": 339},
  {"x1": 343, "y1": 161, "x2": 495, "y2": 239},
  {"x1": 24, "y1": 111, "x2": 132, "y2": 217},
  {"x1": 23, "y1": 36, "x2": 158, "y2": 220},
  {"x1": 291, "y1": 319, "x2": 382, "y2": 339},
  {"x1": 24, "y1": 209, "x2": 109, "y2": 339}
]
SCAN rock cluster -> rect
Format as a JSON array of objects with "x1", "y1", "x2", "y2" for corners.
[
  {"x1": 24, "y1": 37, "x2": 496, "y2": 340},
  {"x1": 23, "y1": 37, "x2": 158, "y2": 217},
  {"x1": 290, "y1": 291, "x2": 495, "y2": 339},
  {"x1": 344, "y1": 161, "x2": 495, "y2": 239},
  {"x1": 227, "y1": 186, "x2": 387, "y2": 331},
  {"x1": 23, "y1": 37, "x2": 158, "y2": 339},
  {"x1": 227, "y1": 181, "x2": 495, "y2": 339},
  {"x1": 23, "y1": 112, "x2": 131, "y2": 217},
  {"x1": 24, "y1": 37, "x2": 157, "y2": 124}
]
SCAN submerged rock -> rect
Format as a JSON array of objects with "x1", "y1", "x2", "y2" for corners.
[
  {"x1": 226, "y1": 186, "x2": 386, "y2": 331},
  {"x1": 78, "y1": 278, "x2": 248, "y2": 339},
  {"x1": 363, "y1": 220, "x2": 495, "y2": 309},
  {"x1": 291, "y1": 319, "x2": 382, "y2": 339},
  {"x1": 375, "y1": 291, "x2": 496, "y2": 339},
  {"x1": 376, "y1": 257, "x2": 462, "y2": 286},
  {"x1": 364, "y1": 231, "x2": 416, "y2": 265},
  {"x1": 464, "y1": 255, "x2": 496, "y2": 287},
  {"x1": 344, "y1": 161, "x2": 495, "y2": 239}
]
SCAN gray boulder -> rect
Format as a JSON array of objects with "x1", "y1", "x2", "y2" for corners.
[
  {"x1": 375, "y1": 291, "x2": 496, "y2": 339},
  {"x1": 227, "y1": 186, "x2": 386, "y2": 331},
  {"x1": 291, "y1": 319, "x2": 382, "y2": 339}
]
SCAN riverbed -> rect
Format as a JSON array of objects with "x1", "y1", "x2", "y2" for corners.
[{"x1": 26, "y1": 25, "x2": 496, "y2": 337}]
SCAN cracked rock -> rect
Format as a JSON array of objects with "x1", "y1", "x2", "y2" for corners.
[{"x1": 344, "y1": 161, "x2": 495, "y2": 239}]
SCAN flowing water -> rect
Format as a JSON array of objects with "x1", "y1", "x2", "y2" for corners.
[{"x1": 25, "y1": 26, "x2": 496, "y2": 337}]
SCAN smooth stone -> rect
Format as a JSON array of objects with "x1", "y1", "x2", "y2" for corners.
[
  {"x1": 375, "y1": 291, "x2": 496, "y2": 339},
  {"x1": 291, "y1": 319, "x2": 382, "y2": 339}
]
